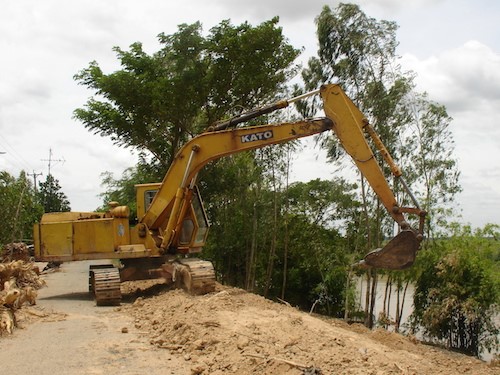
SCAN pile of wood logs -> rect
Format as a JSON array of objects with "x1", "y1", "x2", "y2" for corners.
[
  {"x1": 1, "y1": 243, "x2": 45, "y2": 334},
  {"x1": 1, "y1": 242, "x2": 32, "y2": 262}
]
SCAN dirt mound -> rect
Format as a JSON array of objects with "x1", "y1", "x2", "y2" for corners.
[{"x1": 121, "y1": 282, "x2": 497, "y2": 374}]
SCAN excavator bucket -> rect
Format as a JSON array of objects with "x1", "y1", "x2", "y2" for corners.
[{"x1": 356, "y1": 230, "x2": 420, "y2": 270}]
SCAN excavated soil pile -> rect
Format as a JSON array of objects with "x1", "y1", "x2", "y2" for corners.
[{"x1": 121, "y1": 282, "x2": 497, "y2": 375}]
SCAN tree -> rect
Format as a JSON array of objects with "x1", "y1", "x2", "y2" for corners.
[
  {"x1": 304, "y1": 3, "x2": 415, "y2": 237},
  {"x1": 282, "y1": 178, "x2": 360, "y2": 316},
  {"x1": 0, "y1": 171, "x2": 43, "y2": 244},
  {"x1": 306, "y1": 3, "x2": 462, "y2": 235},
  {"x1": 37, "y1": 174, "x2": 70, "y2": 213},
  {"x1": 411, "y1": 223, "x2": 500, "y2": 357},
  {"x1": 302, "y1": 3, "x2": 464, "y2": 329},
  {"x1": 403, "y1": 92, "x2": 461, "y2": 239},
  {"x1": 196, "y1": 152, "x2": 262, "y2": 288},
  {"x1": 97, "y1": 154, "x2": 164, "y2": 215},
  {"x1": 74, "y1": 18, "x2": 300, "y2": 172},
  {"x1": 198, "y1": 145, "x2": 361, "y2": 317},
  {"x1": 77, "y1": 18, "x2": 307, "y2": 301},
  {"x1": 302, "y1": 3, "x2": 416, "y2": 328}
]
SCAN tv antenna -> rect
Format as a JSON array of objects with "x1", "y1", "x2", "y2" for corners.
[{"x1": 41, "y1": 148, "x2": 65, "y2": 176}]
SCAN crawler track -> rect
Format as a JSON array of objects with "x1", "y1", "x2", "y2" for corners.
[
  {"x1": 89, "y1": 265, "x2": 121, "y2": 306},
  {"x1": 177, "y1": 258, "x2": 216, "y2": 295},
  {"x1": 87, "y1": 259, "x2": 215, "y2": 305}
]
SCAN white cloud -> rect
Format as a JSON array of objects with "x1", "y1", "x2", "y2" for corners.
[
  {"x1": 0, "y1": 0, "x2": 498, "y2": 227},
  {"x1": 403, "y1": 41, "x2": 500, "y2": 112},
  {"x1": 400, "y1": 40, "x2": 500, "y2": 227},
  {"x1": 212, "y1": 0, "x2": 445, "y2": 22}
]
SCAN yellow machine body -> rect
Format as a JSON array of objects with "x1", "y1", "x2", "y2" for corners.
[
  {"x1": 34, "y1": 215, "x2": 130, "y2": 261},
  {"x1": 34, "y1": 182, "x2": 211, "y2": 261}
]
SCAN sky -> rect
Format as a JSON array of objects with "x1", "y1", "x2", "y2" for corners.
[{"x1": 0, "y1": 0, "x2": 499, "y2": 229}]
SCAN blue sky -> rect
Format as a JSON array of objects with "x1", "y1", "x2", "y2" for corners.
[{"x1": 0, "y1": 0, "x2": 498, "y2": 228}]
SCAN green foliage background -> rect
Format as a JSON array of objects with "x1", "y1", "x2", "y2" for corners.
[
  {"x1": 0, "y1": 172, "x2": 70, "y2": 245},
  {"x1": 0, "y1": 171, "x2": 42, "y2": 244},
  {"x1": 411, "y1": 224, "x2": 499, "y2": 356}
]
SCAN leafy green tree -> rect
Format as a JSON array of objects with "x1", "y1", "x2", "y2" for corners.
[
  {"x1": 302, "y1": 3, "x2": 463, "y2": 329},
  {"x1": 0, "y1": 171, "x2": 43, "y2": 244},
  {"x1": 285, "y1": 178, "x2": 359, "y2": 229},
  {"x1": 78, "y1": 18, "x2": 310, "y2": 304},
  {"x1": 74, "y1": 18, "x2": 300, "y2": 172},
  {"x1": 197, "y1": 152, "x2": 262, "y2": 288},
  {"x1": 306, "y1": 4, "x2": 400, "y2": 98},
  {"x1": 97, "y1": 154, "x2": 164, "y2": 216},
  {"x1": 200, "y1": 149, "x2": 361, "y2": 317},
  {"x1": 37, "y1": 174, "x2": 71, "y2": 213},
  {"x1": 278, "y1": 178, "x2": 360, "y2": 316},
  {"x1": 303, "y1": 3, "x2": 413, "y2": 240},
  {"x1": 305, "y1": 3, "x2": 461, "y2": 236},
  {"x1": 281, "y1": 214, "x2": 346, "y2": 314},
  {"x1": 403, "y1": 93, "x2": 462, "y2": 239},
  {"x1": 302, "y1": 3, "x2": 416, "y2": 328},
  {"x1": 411, "y1": 223, "x2": 500, "y2": 357}
]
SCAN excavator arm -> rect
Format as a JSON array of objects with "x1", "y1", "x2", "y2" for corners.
[
  {"x1": 142, "y1": 84, "x2": 425, "y2": 270},
  {"x1": 320, "y1": 84, "x2": 426, "y2": 269}
]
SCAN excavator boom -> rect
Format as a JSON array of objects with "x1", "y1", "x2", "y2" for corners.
[
  {"x1": 321, "y1": 85, "x2": 404, "y2": 224},
  {"x1": 143, "y1": 84, "x2": 425, "y2": 269},
  {"x1": 320, "y1": 85, "x2": 425, "y2": 269},
  {"x1": 141, "y1": 118, "x2": 333, "y2": 242}
]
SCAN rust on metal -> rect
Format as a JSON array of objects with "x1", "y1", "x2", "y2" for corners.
[{"x1": 357, "y1": 230, "x2": 420, "y2": 270}]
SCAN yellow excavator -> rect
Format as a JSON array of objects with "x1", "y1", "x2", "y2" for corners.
[{"x1": 33, "y1": 84, "x2": 426, "y2": 305}]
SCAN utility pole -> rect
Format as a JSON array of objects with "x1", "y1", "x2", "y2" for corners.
[
  {"x1": 41, "y1": 148, "x2": 65, "y2": 176},
  {"x1": 28, "y1": 170, "x2": 43, "y2": 193}
]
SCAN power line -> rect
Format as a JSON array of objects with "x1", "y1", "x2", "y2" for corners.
[{"x1": 0, "y1": 133, "x2": 34, "y2": 171}]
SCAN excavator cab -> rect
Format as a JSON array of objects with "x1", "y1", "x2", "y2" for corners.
[
  {"x1": 135, "y1": 183, "x2": 210, "y2": 253},
  {"x1": 176, "y1": 187, "x2": 210, "y2": 252},
  {"x1": 135, "y1": 183, "x2": 162, "y2": 220}
]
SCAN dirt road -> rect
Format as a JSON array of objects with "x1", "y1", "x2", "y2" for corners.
[
  {"x1": 0, "y1": 261, "x2": 190, "y2": 375},
  {"x1": 1, "y1": 261, "x2": 497, "y2": 374}
]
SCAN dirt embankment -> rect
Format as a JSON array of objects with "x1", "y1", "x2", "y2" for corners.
[{"x1": 120, "y1": 282, "x2": 498, "y2": 375}]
